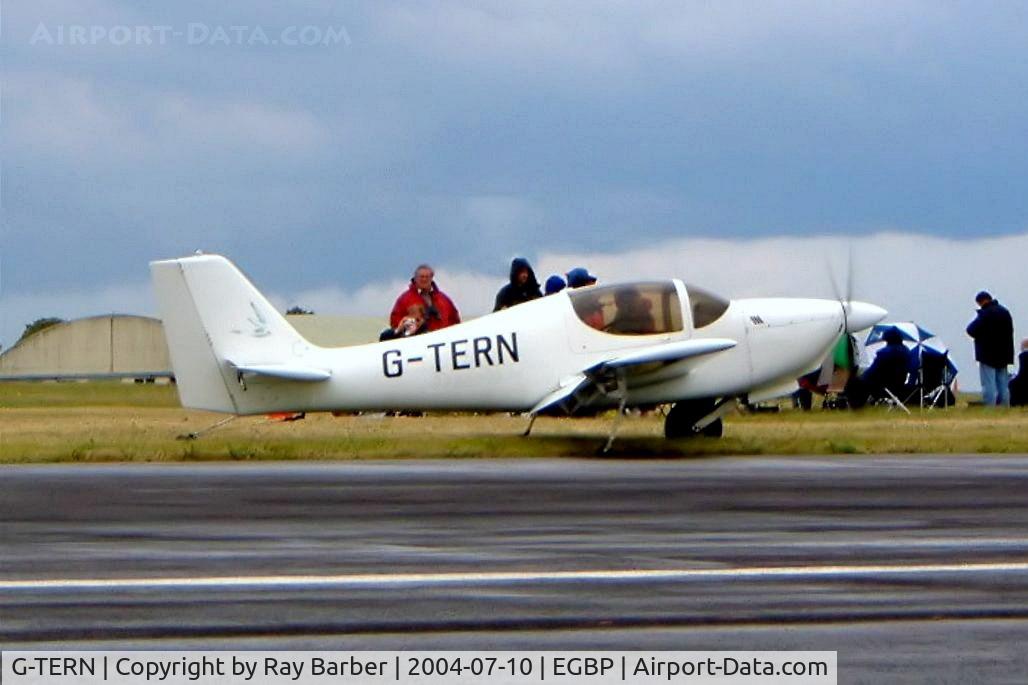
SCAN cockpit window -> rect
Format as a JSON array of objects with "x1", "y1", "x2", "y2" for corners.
[
  {"x1": 569, "y1": 282, "x2": 683, "y2": 335},
  {"x1": 686, "y1": 284, "x2": 730, "y2": 328}
]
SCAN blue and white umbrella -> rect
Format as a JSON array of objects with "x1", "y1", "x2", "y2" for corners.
[{"x1": 863, "y1": 321, "x2": 959, "y2": 377}]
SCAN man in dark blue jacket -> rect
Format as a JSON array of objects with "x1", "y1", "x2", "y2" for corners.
[{"x1": 966, "y1": 291, "x2": 1015, "y2": 406}]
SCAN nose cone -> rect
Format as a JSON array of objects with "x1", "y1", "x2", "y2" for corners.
[{"x1": 846, "y1": 301, "x2": 887, "y2": 333}]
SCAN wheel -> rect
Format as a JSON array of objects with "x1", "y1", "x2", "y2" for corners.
[{"x1": 665, "y1": 399, "x2": 721, "y2": 439}]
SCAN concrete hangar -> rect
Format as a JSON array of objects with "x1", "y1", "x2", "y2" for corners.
[
  {"x1": 0, "y1": 315, "x2": 172, "y2": 381},
  {"x1": 0, "y1": 314, "x2": 383, "y2": 381}
]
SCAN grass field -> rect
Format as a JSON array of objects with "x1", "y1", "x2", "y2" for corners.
[{"x1": 1, "y1": 381, "x2": 1026, "y2": 463}]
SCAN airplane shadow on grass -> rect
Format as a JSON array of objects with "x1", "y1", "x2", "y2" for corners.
[{"x1": 504, "y1": 435, "x2": 762, "y2": 459}]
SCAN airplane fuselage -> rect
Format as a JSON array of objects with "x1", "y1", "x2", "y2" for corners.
[
  {"x1": 215, "y1": 289, "x2": 846, "y2": 414},
  {"x1": 151, "y1": 255, "x2": 885, "y2": 420}
]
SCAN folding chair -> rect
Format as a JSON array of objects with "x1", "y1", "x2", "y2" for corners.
[
  {"x1": 864, "y1": 365, "x2": 917, "y2": 413},
  {"x1": 879, "y1": 385, "x2": 913, "y2": 414},
  {"x1": 919, "y1": 351, "x2": 955, "y2": 409}
]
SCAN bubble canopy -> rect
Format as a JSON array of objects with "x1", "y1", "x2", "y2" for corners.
[{"x1": 569, "y1": 282, "x2": 730, "y2": 335}]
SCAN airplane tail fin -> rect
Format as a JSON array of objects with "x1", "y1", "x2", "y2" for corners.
[{"x1": 150, "y1": 254, "x2": 321, "y2": 414}]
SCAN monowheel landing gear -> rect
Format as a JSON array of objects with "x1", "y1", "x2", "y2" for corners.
[{"x1": 665, "y1": 399, "x2": 725, "y2": 439}]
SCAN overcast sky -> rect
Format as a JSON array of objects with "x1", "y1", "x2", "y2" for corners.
[{"x1": 2, "y1": 2, "x2": 1027, "y2": 384}]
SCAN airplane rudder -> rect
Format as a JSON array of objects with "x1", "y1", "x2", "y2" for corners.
[
  {"x1": 150, "y1": 257, "x2": 238, "y2": 412},
  {"x1": 179, "y1": 255, "x2": 311, "y2": 355}
]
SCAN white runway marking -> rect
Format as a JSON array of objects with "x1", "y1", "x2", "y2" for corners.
[{"x1": 3, "y1": 561, "x2": 1028, "y2": 592}]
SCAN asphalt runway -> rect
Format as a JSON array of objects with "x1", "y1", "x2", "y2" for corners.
[{"x1": 4, "y1": 456, "x2": 1028, "y2": 681}]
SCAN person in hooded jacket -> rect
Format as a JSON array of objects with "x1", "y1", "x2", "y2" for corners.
[
  {"x1": 493, "y1": 257, "x2": 542, "y2": 311},
  {"x1": 843, "y1": 327, "x2": 915, "y2": 409},
  {"x1": 860, "y1": 327, "x2": 915, "y2": 399}
]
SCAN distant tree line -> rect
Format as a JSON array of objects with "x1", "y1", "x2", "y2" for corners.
[{"x1": 18, "y1": 317, "x2": 64, "y2": 343}]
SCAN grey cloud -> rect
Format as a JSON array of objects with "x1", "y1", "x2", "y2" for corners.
[{"x1": 3, "y1": 0, "x2": 1028, "y2": 310}]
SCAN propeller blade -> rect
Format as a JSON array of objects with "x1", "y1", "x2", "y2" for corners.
[
  {"x1": 825, "y1": 257, "x2": 842, "y2": 302},
  {"x1": 827, "y1": 245, "x2": 855, "y2": 333},
  {"x1": 845, "y1": 244, "x2": 854, "y2": 306}
]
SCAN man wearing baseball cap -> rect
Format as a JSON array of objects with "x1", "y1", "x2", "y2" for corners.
[{"x1": 566, "y1": 267, "x2": 597, "y2": 289}]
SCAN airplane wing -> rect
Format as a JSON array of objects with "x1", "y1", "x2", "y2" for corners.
[
  {"x1": 530, "y1": 338, "x2": 736, "y2": 415},
  {"x1": 584, "y1": 338, "x2": 737, "y2": 373},
  {"x1": 529, "y1": 378, "x2": 592, "y2": 415},
  {"x1": 227, "y1": 360, "x2": 332, "y2": 382}
]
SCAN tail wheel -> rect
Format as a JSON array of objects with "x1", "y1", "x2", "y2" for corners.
[{"x1": 665, "y1": 399, "x2": 722, "y2": 439}]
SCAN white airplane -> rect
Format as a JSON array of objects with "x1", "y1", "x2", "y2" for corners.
[{"x1": 151, "y1": 254, "x2": 886, "y2": 448}]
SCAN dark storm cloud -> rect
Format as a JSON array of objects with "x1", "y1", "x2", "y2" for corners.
[{"x1": 3, "y1": 1, "x2": 1028, "y2": 304}]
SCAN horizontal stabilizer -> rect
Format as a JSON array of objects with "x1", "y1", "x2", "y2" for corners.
[{"x1": 228, "y1": 361, "x2": 331, "y2": 382}]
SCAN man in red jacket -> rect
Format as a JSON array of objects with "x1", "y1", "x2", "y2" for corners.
[{"x1": 389, "y1": 264, "x2": 461, "y2": 333}]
